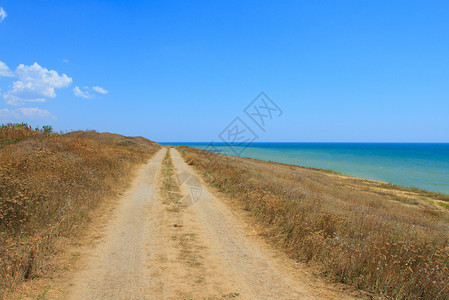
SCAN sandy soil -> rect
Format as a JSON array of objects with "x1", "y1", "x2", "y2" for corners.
[
  {"x1": 63, "y1": 149, "x2": 167, "y2": 299},
  {"x1": 57, "y1": 148, "x2": 361, "y2": 299}
]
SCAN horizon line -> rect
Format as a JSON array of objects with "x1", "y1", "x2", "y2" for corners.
[{"x1": 158, "y1": 141, "x2": 449, "y2": 144}]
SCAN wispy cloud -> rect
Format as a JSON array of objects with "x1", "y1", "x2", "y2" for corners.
[
  {"x1": 0, "y1": 7, "x2": 6, "y2": 23},
  {"x1": 3, "y1": 95, "x2": 46, "y2": 106},
  {"x1": 0, "y1": 107, "x2": 54, "y2": 120},
  {"x1": 18, "y1": 107, "x2": 53, "y2": 118},
  {"x1": 92, "y1": 86, "x2": 109, "y2": 94},
  {"x1": 0, "y1": 61, "x2": 14, "y2": 77},
  {"x1": 0, "y1": 108, "x2": 10, "y2": 119},
  {"x1": 73, "y1": 86, "x2": 92, "y2": 99},
  {"x1": 74, "y1": 85, "x2": 109, "y2": 98}
]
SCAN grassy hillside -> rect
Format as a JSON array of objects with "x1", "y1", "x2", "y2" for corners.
[
  {"x1": 0, "y1": 124, "x2": 160, "y2": 295},
  {"x1": 178, "y1": 146, "x2": 449, "y2": 299}
]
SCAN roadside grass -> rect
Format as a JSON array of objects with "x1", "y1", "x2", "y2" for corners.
[
  {"x1": 0, "y1": 124, "x2": 160, "y2": 296},
  {"x1": 177, "y1": 146, "x2": 449, "y2": 299}
]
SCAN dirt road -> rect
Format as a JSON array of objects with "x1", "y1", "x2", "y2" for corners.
[{"x1": 62, "y1": 148, "x2": 356, "y2": 299}]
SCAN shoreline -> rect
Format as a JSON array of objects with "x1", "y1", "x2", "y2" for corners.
[{"x1": 161, "y1": 142, "x2": 449, "y2": 196}]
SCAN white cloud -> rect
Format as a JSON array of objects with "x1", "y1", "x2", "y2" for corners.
[
  {"x1": 62, "y1": 59, "x2": 69, "y2": 63},
  {"x1": 1, "y1": 60, "x2": 107, "y2": 120},
  {"x1": 14, "y1": 62, "x2": 72, "y2": 97},
  {"x1": 0, "y1": 108, "x2": 9, "y2": 118},
  {"x1": 0, "y1": 61, "x2": 14, "y2": 77},
  {"x1": 0, "y1": 59, "x2": 108, "y2": 120},
  {"x1": 17, "y1": 107, "x2": 53, "y2": 118},
  {"x1": 73, "y1": 86, "x2": 92, "y2": 98},
  {"x1": 0, "y1": 107, "x2": 54, "y2": 120},
  {"x1": 74, "y1": 85, "x2": 108, "y2": 98},
  {"x1": 92, "y1": 86, "x2": 109, "y2": 94},
  {"x1": 3, "y1": 62, "x2": 72, "y2": 105},
  {"x1": 3, "y1": 94, "x2": 46, "y2": 106},
  {"x1": 0, "y1": 7, "x2": 6, "y2": 23}
]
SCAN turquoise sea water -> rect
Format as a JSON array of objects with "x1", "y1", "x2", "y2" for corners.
[{"x1": 162, "y1": 142, "x2": 449, "y2": 195}]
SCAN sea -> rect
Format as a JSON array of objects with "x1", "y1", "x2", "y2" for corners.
[{"x1": 161, "y1": 142, "x2": 449, "y2": 195}]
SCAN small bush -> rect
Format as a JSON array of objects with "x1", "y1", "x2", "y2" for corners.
[{"x1": 42, "y1": 125, "x2": 53, "y2": 134}]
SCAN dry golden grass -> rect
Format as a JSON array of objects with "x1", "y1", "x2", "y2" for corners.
[
  {"x1": 161, "y1": 148, "x2": 182, "y2": 208},
  {"x1": 0, "y1": 123, "x2": 49, "y2": 145},
  {"x1": 178, "y1": 146, "x2": 449, "y2": 299},
  {"x1": 184, "y1": 152, "x2": 198, "y2": 166},
  {"x1": 0, "y1": 124, "x2": 160, "y2": 296}
]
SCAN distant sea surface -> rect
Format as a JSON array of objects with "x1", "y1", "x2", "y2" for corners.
[{"x1": 162, "y1": 142, "x2": 449, "y2": 195}]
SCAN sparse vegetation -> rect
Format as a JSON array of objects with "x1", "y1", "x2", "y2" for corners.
[
  {"x1": 222, "y1": 292, "x2": 240, "y2": 298},
  {"x1": 184, "y1": 152, "x2": 199, "y2": 165},
  {"x1": 160, "y1": 148, "x2": 207, "y2": 300},
  {"x1": 0, "y1": 123, "x2": 51, "y2": 145},
  {"x1": 178, "y1": 146, "x2": 449, "y2": 299},
  {"x1": 0, "y1": 124, "x2": 160, "y2": 296},
  {"x1": 161, "y1": 148, "x2": 182, "y2": 208}
]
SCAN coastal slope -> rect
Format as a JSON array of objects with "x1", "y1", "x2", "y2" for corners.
[{"x1": 177, "y1": 145, "x2": 449, "y2": 299}]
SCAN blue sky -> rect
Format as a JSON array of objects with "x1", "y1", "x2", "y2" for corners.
[{"x1": 0, "y1": 0, "x2": 448, "y2": 142}]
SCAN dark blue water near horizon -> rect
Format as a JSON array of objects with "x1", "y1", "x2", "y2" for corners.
[{"x1": 161, "y1": 142, "x2": 449, "y2": 195}]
